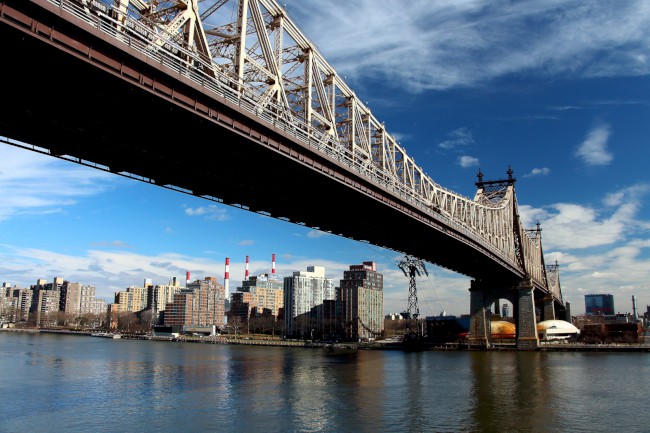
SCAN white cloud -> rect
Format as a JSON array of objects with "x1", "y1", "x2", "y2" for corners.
[
  {"x1": 438, "y1": 127, "x2": 474, "y2": 150},
  {"x1": 184, "y1": 204, "x2": 229, "y2": 221},
  {"x1": 458, "y1": 155, "x2": 479, "y2": 168},
  {"x1": 0, "y1": 145, "x2": 116, "y2": 221},
  {"x1": 523, "y1": 167, "x2": 551, "y2": 177},
  {"x1": 307, "y1": 230, "x2": 329, "y2": 239},
  {"x1": 519, "y1": 183, "x2": 649, "y2": 250},
  {"x1": 544, "y1": 239, "x2": 650, "y2": 314},
  {"x1": 575, "y1": 123, "x2": 613, "y2": 166},
  {"x1": 284, "y1": 0, "x2": 650, "y2": 92}
]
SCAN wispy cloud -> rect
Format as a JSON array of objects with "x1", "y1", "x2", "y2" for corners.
[
  {"x1": 523, "y1": 167, "x2": 551, "y2": 177},
  {"x1": 458, "y1": 155, "x2": 479, "y2": 168},
  {"x1": 89, "y1": 240, "x2": 133, "y2": 249},
  {"x1": 285, "y1": 1, "x2": 650, "y2": 92},
  {"x1": 0, "y1": 145, "x2": 116, "y2": 222},
  {"x1": 549, "y1": 105, "x2": 582, "y2": 111},
  {"x1": 438, "y1": 127, "x2": 475, "y2": 150},
  {"x1": 184, "y1": 204, "x2": 230, "y2": 221},
  {"x1": 575, "y1": 123, "x2": 613, "y2": 166},
  {"x1": 307, "y1": 230, "x2": 329, "y2": 239}
]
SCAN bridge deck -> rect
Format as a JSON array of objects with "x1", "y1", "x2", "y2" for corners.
[{"x1": 1, "y1": 0, "x2": 531, "y2": 290}]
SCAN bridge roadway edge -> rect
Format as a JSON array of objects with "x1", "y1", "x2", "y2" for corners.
[{"x1": 1, "y1": 0, "x2": 525, "y2": 287}]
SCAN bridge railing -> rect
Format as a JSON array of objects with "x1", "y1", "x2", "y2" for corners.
[{"x1": 37, "y1": 0, "x2": 543, "y2": 285}]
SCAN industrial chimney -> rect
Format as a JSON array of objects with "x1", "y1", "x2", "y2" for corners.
[
  {"x1": 224, "y1": 258, "x2": 230, "y2": 301},
  {"x1": 245, "y1": 255, "x2": 250, "y2": 281},
  {"x1": 272, "y1": 253, "x2": 276, "y2": 275}
]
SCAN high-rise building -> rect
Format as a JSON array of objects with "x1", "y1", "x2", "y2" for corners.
[
  {"x1": 11, "y1": 287, "x2": 32, "y2": 323},
  {"x1": 585, "y1": 294, "x2": 615, "y2": 315},
  {"x1": 148, "y1": 278, "x2": 182, "y2": 324},
  {"x1": 229, "y1": 291, "x2": 253, "y2": 322},
  {"x1": 0, "y1": 289, "x2": 20, "y2": 324},
  {"x1": 60, "y1": 282, "x2": 83, "y2": 315},
  {"x1": 337, "y1": 261, "x2": 384, "y2": 341},
  {"x1": 27, "y1": 278, "x2": 63, "y2": 326},
  {"x1": 241, "y1": 274, "x2": 284, "y2": 318},
  {"x1": 284, "y1": 266, "x2": 335, "y2": 337},
  {"x1": 164, "y1": 277, "x2": 224, "y2": 332},
  {"x1": 31, "y1": 287, "x2": 61, "y2": 327},
  {"x1": 114, "y1": 285, "x2": 148, "y2": 313}
]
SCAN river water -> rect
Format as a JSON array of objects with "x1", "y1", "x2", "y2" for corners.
[{"x1": 1, "y1": 332, "x2": 648, "y2": 432}]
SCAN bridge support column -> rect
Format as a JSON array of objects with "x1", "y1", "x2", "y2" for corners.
[
  {"x1": 564, "y1": 301, "x2": 571, "y2": 323},
  {"x1": 468, "y1": 280, "x2": 490, "y2": 349},
  {"x1": 543, "y1": 293, "x2": 555, "y2": 321},
  {"x1": 516, "y1": 279, "x2": 538, "y2": 350}
]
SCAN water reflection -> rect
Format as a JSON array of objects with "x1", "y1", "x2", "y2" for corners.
[
  {"x1": 471, "y1": 353, "x2": 530, "y2": 431},
  {"x1": 470, "y1": 352, "x2": 572, "y2": 432},
  {"x1": 3, "y1": 333, "x2": 650, "y2": 432},
  {"x1": 273, "y1": 349, "x2": 387, "y2": 432}
]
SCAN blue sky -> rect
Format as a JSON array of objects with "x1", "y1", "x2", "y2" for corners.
[{"x1": 1, "y1": 0, "x2": 649, "y2": 317}]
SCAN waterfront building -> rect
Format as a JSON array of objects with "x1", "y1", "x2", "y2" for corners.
[
  {"x1": 284, "y1": 266, "x2": 335, "y2": 337},
  {"x1": 114, "y1": 285, "x2": 148, "y2": 313},
  {"x1": 60, "y1": 281, "x2": 82, "y2": 314},
  {"x1": 164, "y1": 277, "x2": 225, "y2": 333},
  {"x1": 87, "y1": 297, "x2": 107, "y2": 316},
  {"x1": 322, "y1": 299, "x2": 337, "y2": 341},
  {"x1": 240, "y1": 274, "x2": 284, "y2": 318},
  {"x1": 107, "y1": 303, "x2": 119, "y2": 330},
  {"x1": 229, "y1": 291, "x2": 253, "y2": 322},
  {"x1": 10, "y1": 287, "x2": 33, "y2": 323},
  {"x1": 585, "y1": 294, "x2": 615, "y2": 315},
  {"x1": 148, "y1": 278, "x2": 183, "y2": 324},
  {"x1": 0, "y1": 293, "x2": 19, "y2": 324},
  {"x1": 26, "y1": 278, "x2": 64, "y2": 325},
  {"x1": 31, "y1": 286, "x2": 61, "y2": 326},
  {"x1": 59, "y1": 281, "x2": 106, "y2": 318},
  {"x1": 337, "y1": 261, "x2": 384, "y2": 341}
]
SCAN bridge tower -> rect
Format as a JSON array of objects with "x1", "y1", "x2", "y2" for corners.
[
  {"x1": 397, "y1": 255, "x2": 427, "y2": 350},
  {"x1": 467, "y1": 168, "x2": 542, "y2": 350}
]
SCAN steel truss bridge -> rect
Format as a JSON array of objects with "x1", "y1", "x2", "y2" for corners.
[{"x1": 0, "y1": 0, "x2": 565, "y2": 348}]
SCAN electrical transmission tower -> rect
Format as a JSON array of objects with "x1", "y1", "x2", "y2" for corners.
[{"x1": 397, "y1": 255, "x2": 428, "y2": 343}]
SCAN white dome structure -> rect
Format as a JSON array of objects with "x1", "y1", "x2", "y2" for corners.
[{"x1": 537, "y1": 320, "x2": 580, "y2": 341}]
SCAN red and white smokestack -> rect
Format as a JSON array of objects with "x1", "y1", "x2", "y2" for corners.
[
  {"x1": 245, "y1": 255, "x2": 249, "y2": 281},
  {"x1": 186, "y1": 271, "x2": 190, "y2": 285},
  {"x1": 272, "y1": 253, "x2": 276, "y2": 275},
  {"x1": 224, "y1": 258, "x2": 230, "y2": 300}
]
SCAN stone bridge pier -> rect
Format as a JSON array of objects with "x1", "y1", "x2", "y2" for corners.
[{"x1": 468, "y1": 278, "x2": 541, "y2": 350}]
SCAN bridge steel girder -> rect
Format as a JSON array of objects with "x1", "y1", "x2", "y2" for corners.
[{"x1": 0, "y1": 0, "x2": 560, "y2": 307}]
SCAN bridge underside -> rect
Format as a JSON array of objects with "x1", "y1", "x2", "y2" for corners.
[
  {"x1": 467, "y1": 279, "x2": 570, "y2": 350},
  {"x1": 0, "y1": 0, "x2": 524, "y2": 287}
]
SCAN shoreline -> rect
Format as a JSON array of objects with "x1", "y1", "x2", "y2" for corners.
[{"x1": 3, "y1": 327, "x2": 649, "y2": 352}]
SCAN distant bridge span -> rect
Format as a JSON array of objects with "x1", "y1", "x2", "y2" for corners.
[{"x1": 0, "y1": 0, "x2": 565, "y2": 348}]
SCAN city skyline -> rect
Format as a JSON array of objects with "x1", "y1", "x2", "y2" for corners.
[{"x1": 2, "y1": 0, "x2": 650, "y2": 316}]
